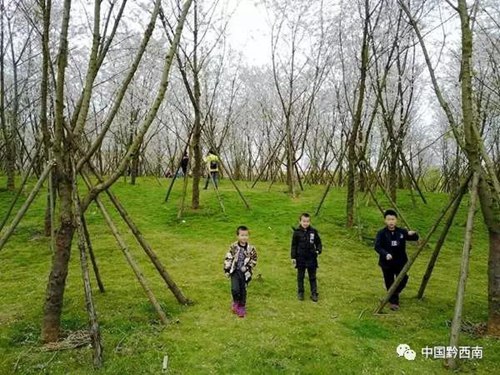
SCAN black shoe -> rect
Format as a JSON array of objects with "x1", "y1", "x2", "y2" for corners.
[
  {"x1": 297, "y1": 292, "x2": 304, "y2": 301},
  {"x1": 311, "y1": 293, "x2": 318, "y2": 302}
]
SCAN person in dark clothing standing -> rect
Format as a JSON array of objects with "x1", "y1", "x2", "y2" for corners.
[
  {"x1": 374, "y1": 209, "x2": 419, "y2": 311},
  {"x1": 291, "y1": 213, "x2": 322, "y2": 302},
  {"x1": 180, "y1": 151, "x2": 189, "y2": 176},
  {"x1": 223, "y1": 226, "x2": 258, "y2": 318}
]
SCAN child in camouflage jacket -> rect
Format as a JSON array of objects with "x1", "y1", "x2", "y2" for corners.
[{"x1": 223, "y1": 226, "x2": 258, "y2": 318}]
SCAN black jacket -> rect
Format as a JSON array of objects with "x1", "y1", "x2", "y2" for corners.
[
  {"x1": 291, "y1": 226, "x2": 322, "y2": 268},
  {"x1": 374, "y1": 227, "x2": 419, "y2": 269}
]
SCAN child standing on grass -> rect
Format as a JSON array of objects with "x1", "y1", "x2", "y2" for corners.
[
  {"x1": 374, "y1": 209, "x2": 419, "y2": 311},
  {"x1": 223, "y1": 226, "x2": 258, "y2": 318},
  {"x1": 291, "y1": 213, "x2": 322, "y2": 302}
]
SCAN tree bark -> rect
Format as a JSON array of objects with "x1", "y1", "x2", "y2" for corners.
[
  {"x1": 0, "y1": 0, "x2": 15, "y2": 191},
  {"x1": 346, "y1": 0, "x2": 370, "y2": 227},
  {"x1": 400, "y1": 0, "x2": 500, "y2": 335},
  {"x1": 446, "y1": 173, "x2": 479, "y2": 369},
  {"x1": 41, "y1": 0, "x2": 73, "y2": 343},
  {"x1": 81, "y1": 0, "x2": 193, "y2": 207},
  {"x1": 0, "y1": 161, "x2": 54, "y2": 252},
  {"x1": 72, "y1": 166, "x2": 103, "y2": 368},
  {"x1": 191, "y1": 0, "x2": 202, "y2": 209},
  {"x1": 417, "y1": 174, "x2": 470, "y2": 299},
  {"x1": 457, "y1": 0, "x2": 500, "y2": 336},
  {"x1": 40, "y1": 0, "x2": 53, "y2": 237}
]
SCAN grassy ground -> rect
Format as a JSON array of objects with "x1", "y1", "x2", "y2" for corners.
[{"x1": 0, "y1": 175, "x2": 498, "y2": 374}]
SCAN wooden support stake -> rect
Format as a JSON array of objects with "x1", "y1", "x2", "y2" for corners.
[
  {"x1": 417, "y1": 174, "x2": 471, "y2": 299},
  {"x1": 94, "y1": 196, "x2": 169, "y2": 324},
  {"x1": 81, "y1": 214, "x2": 105, "y2": 293},
  {"x1": 72, "y1": 162, "x2": 103, "y2": 368},
  {"x1": 86, "y1": 171, "x2": 190, "y2": 305},
  {"x1": 0, "y1": 160, "x2": 55, "y2": 252},
  {"x1": 0, "y1": 144, "x2": 41, "y2": 232},
  {"x1": 446, "y1": 173, "x2": 479, "y2": 369},
  {"x1": 218, "y1": 158, "x2": 250, "y2": 209},
  {"x1": 210, "y1": 174, "x2": 225, "y2": 213},
  {"x1": 251, "y1": 135, "x2": 286, "y2": 188}
]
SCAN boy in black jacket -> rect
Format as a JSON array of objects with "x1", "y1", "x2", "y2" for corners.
[
  {"x1": 291, "y1": 213, "x2": 322, "y2": 302},
  {"x1": 374, "y1": 209, "x2": 419, "y2": 311}
]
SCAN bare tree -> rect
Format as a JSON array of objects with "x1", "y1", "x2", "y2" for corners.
[{"x1": 399, "y1": 0, "x2": 500, "y2": 338}]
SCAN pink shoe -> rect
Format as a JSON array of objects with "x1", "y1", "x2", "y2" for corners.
[
  {"x1": 237, "y1": 304, "x2": 246, "y2": 318},
  {"x1": 231, "y1": 302, "x2": 238, "y2": 314},
  {"x1": 389, "y1": 303, "x2": 400, "y2": 311}
]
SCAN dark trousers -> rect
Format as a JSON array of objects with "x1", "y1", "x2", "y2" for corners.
[
  {"x1": 381, "y1": 263, "x2": 409, "y2": 304},
  {"x1": 231, "y1": 270, "x2": 247, "y2": 306},
  {"x1": 297, "y1": 266, "x2": 317, "y2": 295},
  {"x1": 204, "y1": 172, "x2": 218, "y2": 189}
]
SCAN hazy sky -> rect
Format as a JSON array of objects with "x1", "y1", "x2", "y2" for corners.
[{"x1": 226, "y1": 0, "x2": 271, "y2": 66}]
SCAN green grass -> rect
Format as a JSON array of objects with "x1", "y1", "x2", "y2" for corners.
[{"x1": 0, "y1": 176, "x2": 498, "y2": 374}]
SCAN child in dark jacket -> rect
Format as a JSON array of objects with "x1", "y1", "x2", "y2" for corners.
[
  {"x1": 291, "y1": 213, "x2": 322, "y2": 302},
  {"x1": 223, "y1": 226, "x2": 258, "y2": 318},
  {"x1": 374, "y1": 209, "x2": 419, "y2": 310}
]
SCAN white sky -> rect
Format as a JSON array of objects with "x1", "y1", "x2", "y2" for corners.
[
  {"x1": 68, "y1": 0, "x2": 463, "y2": 137},
  {"x1": 226, "y1": 0, "x2": 271, "y2": 66},
  {"x1": 71, "y1": 0, "x2": 272, "y2": 65}
]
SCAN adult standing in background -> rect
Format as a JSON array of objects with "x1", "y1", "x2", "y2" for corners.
[
  {"x1": 181, "y1": 151, "x2": 189, "y2": 176},
  {"x1": 203, "y1": 149, "x2": 219, "y2": 189}
]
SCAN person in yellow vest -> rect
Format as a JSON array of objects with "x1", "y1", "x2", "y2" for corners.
[{"x1": 203, "y1": 149, "x2": 220, "y2": 189}]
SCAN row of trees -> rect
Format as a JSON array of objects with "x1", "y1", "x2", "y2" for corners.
[
  {"x1": 2, "y1": 1, "x2": 499, "y2": 197},
  {"x1": 0, "y1": 0, "x2": 499, "y2": 350}
]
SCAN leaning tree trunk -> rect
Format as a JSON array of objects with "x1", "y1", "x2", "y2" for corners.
[{"x1": 446, "y1": 173, "x2": 479, "y2": 370}]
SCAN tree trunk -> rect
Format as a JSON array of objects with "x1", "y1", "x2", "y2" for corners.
[
  {"x1": 457, "y1": 0, "x2": 500, "y2": 336},
  {"x1": 0, "y1": 161, "x2": 54, "y2": 251},
  {"x1": 286, "y1": 120, "x2": 296, "y2": 197},
  {"x1": 44, "y1": 174, "x2": 56, "y2": 237},
  {"x1": 191, "y1": 0, "x2": 202, "y2": 209},
  {"x1": 346, "y1": 0, "x2": 370, "y2": 227},
  {"x1": 41, "y1": 0, "x2": 72, "y2": 343},
  {"x1": 388, "y1": 147, "x2": 398, "y2": 203},
  {"x1": 418, "y1": 175, "x2": 470, "y2": 299},
  {"x1": 130, "y1": 152, "x2": 139, "y2": 185},
  {"x1": 41, "y1": 175, "x2": 74, "y2": 342},
  {"x1": 487, "y1": 228, "x2": 500, "y2": 336},
  {"x1": 399, "y1": 1, "x2": 499, "y2": 332},
  {"x1": 0, "y1": 0, "x2": 15, "y2": 191},
  {"x1": 446, "y1": 173, "x2": 479, "y2": 369}
]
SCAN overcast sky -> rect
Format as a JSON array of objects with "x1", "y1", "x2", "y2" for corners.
[{"x1": 226, "y1": 0, "x2": 271, "y2": 66}]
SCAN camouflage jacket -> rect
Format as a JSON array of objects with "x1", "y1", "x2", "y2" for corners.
[{"x1": 223, "y1": 242, "x2": 258, "y2": 283}]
